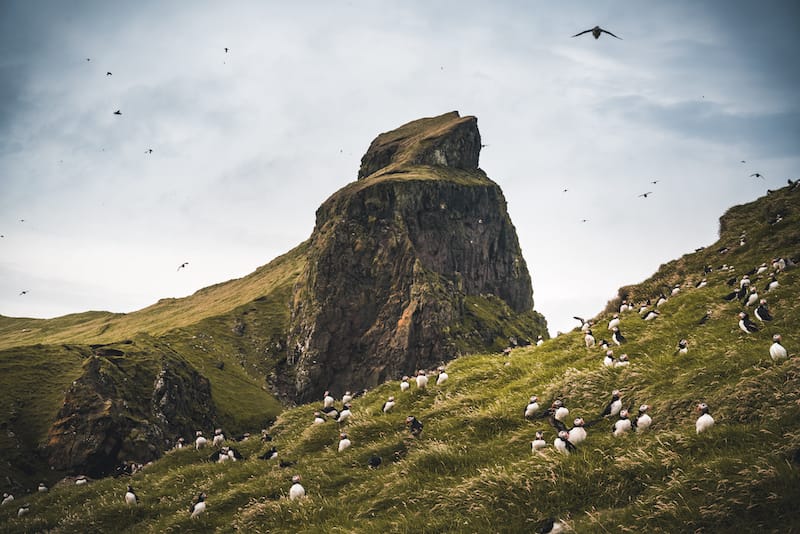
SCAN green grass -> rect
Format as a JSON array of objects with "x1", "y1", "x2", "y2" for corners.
[{"x1": 1, "y1": 184, "x2": 798, "y2": 532}]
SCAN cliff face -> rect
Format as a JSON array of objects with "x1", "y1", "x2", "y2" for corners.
[{"x1": 286, "y1": 112, "x2": 546, "y2": 401}]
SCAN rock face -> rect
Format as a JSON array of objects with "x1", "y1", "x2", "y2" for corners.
[
  {"x1": 287, "y1": 112, "x2": 546, "y2": 402},
  {"x1": 45, "y1": 341, "x2": 216, "y2": 477}
]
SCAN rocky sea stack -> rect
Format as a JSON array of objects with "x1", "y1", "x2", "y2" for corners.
[{"x1": 285, "y1": 111, "x2": 547, "y2": 401}]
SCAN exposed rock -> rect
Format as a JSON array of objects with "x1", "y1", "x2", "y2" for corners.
[
  {"x1": 45, "y1": 342, "x2": 216, "y2": 478},
  {"x1": 287, "y1": 112, "x2": 546, "y2": 402}
]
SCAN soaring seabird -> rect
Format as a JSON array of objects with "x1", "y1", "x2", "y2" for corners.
[{"x1": 572, "y1": 25, "x2": 622, "y2": 39}]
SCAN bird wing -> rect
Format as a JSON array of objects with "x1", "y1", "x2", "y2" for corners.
[
  {"x1": 571, "y1": 29, "x2": 593, "y2": 37},
  {"x1": 600, "y1": 29, "x2": 622, "y2": 39},
  {"x1": 209, "y1": 451, "x2": 221, "y2": 462},
  {"x1": 573, "y1": 316, "x2": 585, "y2": 323}
]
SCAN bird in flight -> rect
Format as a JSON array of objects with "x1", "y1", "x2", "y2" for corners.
[
  {"x1": 19, "y1": 290, "x2": 28, "y2": 295},
  {"x1": 563, "y1": 188, "x2": 568, "y2": 193},
  {"x1": 651, "y1": 180, "x2": 659, "y2": 185},
  {"x1": 145, "y1": 148, "x2": 153, "y2": 154},
  {"x1": 224, "y1": 47, "x2": 229, "y2": 53},
  {"x1": 572, "y1": 26, "x2": 622, "y2": 40},
  {"x1": 113, "y1": 110, "x2": 122, "y2": 115},
  {"x1": 86, "y1": 58, "x2": 91, "y2": 62},
  {"x1": 750, "y1": 173, "x2": 764, "y2": 179},
  {"x1": 580, "y1": 218, "x2": 588, "y2": 223},
  {"x1": 177, "y1": 262, "x2": 189, "y2": 271},
  {"x1": 639, "y1": 192, "x2": 653, "y2": 198},
  {"x1": 106, "y1": 72, "x2": 112, "y2": 76}
]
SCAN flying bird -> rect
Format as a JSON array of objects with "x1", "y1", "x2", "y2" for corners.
[
  {"x1": 224, "y1": 47, "x2": 229, "y2": 53},
  {"x1": 106, "y1": 72, "x2": 112, "y2": 76},
  {"x1": 638, "y1": 191, "x2": 653, "y2": 198},
  {"x1": 572, "y1": 26, "x2": 622, "y2": 40},
  {"x1": 177, "y1": 262, "x2": 189, "y2": 271},
  {"x1": 113, "y1": 110, "x2": 121, "y2": 115},
  {"x1": 750, "y1": 173, "x2": 764, "y2": 179},
  {"x1": 651, "y1": 180, "x2": 659, "y2": 184},
  {"x1": 19, "y1": 290, "x2": 28, "y2": 295},
  {"x1": 145, "y1": 149, "x2": 153, "y2": 154}
]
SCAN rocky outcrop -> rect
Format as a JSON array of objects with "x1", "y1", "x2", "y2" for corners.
[
  {"x1": 45, "y1": 341, "x2": 216, "y2": 477},
  {"x1": 286, "y1": 112, "x2": 546, "y2": 402}
]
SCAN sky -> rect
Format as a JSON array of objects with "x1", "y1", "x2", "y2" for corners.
[{"x1": 1, "y1": 1, "x2": 798, "y2": 336}]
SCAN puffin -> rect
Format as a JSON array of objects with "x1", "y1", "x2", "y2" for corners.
[
  {"x1": 696, "y1": 403, "x2": 715, "y2": 434},
  {"x1": 546, "y1": 401, "x2": 569, "y2": 433},
  {"x1": 415, "y1": 371, "x2": 429, "y2": 389},
  {"x1": 615, "y1": 354, "x2": 630, "y2": 367},
  {"x1": 554, "y1": 431, "x2": 576, "y2": 454},
  {"x1": 608, "y1": 314, "x2": 620, "y2": 331},
  {"x1": 524, "y1": 396, "x2": 540, "y2": 418},
  {"x1": 321, "y1": 405, "x2": 340, "y2": 419},
  {"x1": 174, "y1": 437, "x2": 186, "y2": 449},
  {"x1": 600, "y1": 390, "x2": 623, "y2": 419},
  {"x1": 382, "y1": 396, "x2": 396, "y2": 413},
  {"x1": 125, "y1": 485, "x2": 138, "y2": 505},
  {"x1": 337, "y1": 433, "x2": 352, "y2": 452},
  {"x1": 436, "y1": 366, "x2": 449, "y2": 385},
  {"x1": 671, "y1": 285, "x2": 681, "y2": 296},
  {"x1": 765, "y1": 276, "x2": 779, "y2": 292},
  {"x1": 342, "y1": 391, "x2": 353, "y2": 404},
  {"x1": 258, "y1": 446, "x2": 278, "y2": 460},
  {"x1": 643, "y1": 310, "x2": 660, "y2": 321},
  {"x1": 323, "y1": 391, "x2": 335, "y2": 409},
  {"x1": 584, "y1": 330, "x2": 596, "y2": 349},
  {"x1": 738, "y1": 312, "x2": 759, "y2": 333},
  {"x1": 289, "y1": 475, "x2": 306, "y2": 500},
  {"x1": 599, "y1": 339, "x2": 610, "y2": 351},
  {"x1": 635, "y1": 405, "x2": 652, "y2": 432},
  {"x1": 770, "y1": 334, "x2": 788, "y2": 361},
  {"x1": 537, "y1": 517, "x2": 566, "y2": 534},
  {"x1": 195, "y1": 431, "x2": 208, "y2": 450},
  {"x1": 612, "y1": 409, "x2": 632, "y2": 436},
  {"x1": 754, "y1": 299, "x2": 773, "y2": 322},
  {"x1": 17, "y1": 504, "x2": 30, "y2": 517},
  {"x1": 536, "y1": 335, "x2": 545, "y2": 346},
  {"x1": 337, "y1": 403, "x2": 352, "y2": 423},
  {"x1": 698, "y1": 310, "x2": 711, "y2": 325},
  {"x1": 744, "y1": 288, "x2": 759, "y2": 307},
  {"x1": 568, "y1": 418, "x2": 587, "y2": 445},
  {"x1": 37, "y1": 482, "x2": 48, "y2": 493},
  {"x1": 739, "y1": 274, "x2": 751, "y2": 289},
  {"x1": 656, "y1": 295, "x2": 667, "y2": 308},
  {"x1": 756, "y1": 263, "x2": 768, "y2": 275},
  {"x1": 406, "y1": 415, "x2": 424, "y2": 436},
  {"x1": 75, "y1": 475, "x2": 88, "y2": 485},
  {"x1": 368, "y1": 455, "x2": 382, "y2": 469},
  {"x1": 612, "y1": 326, "x2": 626, "y2": 345},
  {"x1": 603, "y1": 350, "x2": 616, "y2": 367},
  {"x1": 619, "y1": 300, "x2": 630, "y2": 313},
  {"x1": 531, "y1": 431, "x2": 547, "y2": 452},
  {"x1": 212, "y1": 428, "x2": 225, "y2": 448},
  {"x1": 554, "y1": 400, "x2": 570, "y2": 424},
  {"x1": 190, "y1": 492, "x2": 207, "y2": 519},
  {"x1": 400, "y1": 376, "x2": 410, "y2": 392},
  {"x1": 573, "y1": 316, "x2": 590, "y2": 331},
  {"x1": 695, "y1": 279, "x2": 707, "y2": 289},
  {"x1": 313, "y1": 411, "x2": 325, "y2": 424},
  {"x1": 2, "y1": 493, "x2": 13, "y2": 506},
  {"x1": 677, "y1": 339, "x2": 688, "y2": 355}
]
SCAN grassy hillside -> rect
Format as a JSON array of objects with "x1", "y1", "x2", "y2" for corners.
[{"x1": 1, "y1": 186, "x2": 797, "y2": 532}]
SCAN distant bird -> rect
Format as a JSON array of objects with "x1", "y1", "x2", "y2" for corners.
[
  {"x1": 615, "y1": 353, "x2": 629, "y2": 367},
  {"x1": 744, "y1": 288, "x2": 759, "y2": 307},
  {"x1": 86, "y1": 58, "x2": 91, "y2": 61},
  {"x1": 145, "y1": 148, "x2": 153, "y2": 154},
  {"x1": 19, "y1": 290, "x2": 27, "y2": 295},
  {"x1": 638, "y1": 191, "x2": 653, "y2": 198},
  {"x1": 17, "y1": 504, "x2": 30, "y2": 517},
  {"x1": 258, "y1": 446, "x2": 278, "y2": 460},
  {"x1": 406, "y1": 415, "x2": 423, "y2": 436},
  {"x1": 554, "y1": 430, "x2": 576, "y2": 454},
  {"x1": 676, "y1": 339, "x2": 689, "y2": 355},
  {"x1": 279, "y1": 459, "x2": 295, "y2": 468},
  {"x1": 612, "y1": 409, "x2": 632, "y2": 436},
  {"x1": 289, "y1": 475, "x2": 305, "y2": 500},
  {"x1": 569, "y1": 418, "x2": 587, "y2": 445},
  {"x1": 695, "y1": 278, "x2": 707, "y2": 289},
  {"x1": 337, "y1": 403, "x2": 352, "y2": 423},
  {"x1": 106, "y1": 71, "x2": 112, "y2": 76},
  {"x1": 770, "y1": 334, "x2": 788, "y2": 361},
  {"x1": 584, "y1": 330, "x2": 596, "y2": 349},
  {"x1": 382, "y1": 396, "x2": 396, "y2": 413},
  {"x1": 368, "y1": 454, "x2": 382, "y2": 469},
  {"x1": 400, "y1": 376, "x2": 410, "y2": 392},
  {"x1": 224, "y1": 47, "x2": 229, "y2": 53},
  {"x1": 635, "y1": 405, "x2": 652, "y2": 432},
  {"x1": 524, "y1": 396, "x2": 540, "y2": 418},
  {"x1": 312, "y1": 411, "x2": 325, "y2": 424},
  {"x1": 573, "y1": 316, "x2": 590, "y2": 331},
  {"x1": 113, "y1": 110, "x2": 121, "y2": 115},
  {"x1": 190, "y1": 492, "x2": 207, "y2": 518},
  {"x1": 342, "y1": 391, "x2": 353, "y2": 404},
  {"x1": 738, "y1": 312, "x2": 759, "y2": 333},
  {"x1": 532, "y1": 431, "x2": 547, "y2": 452},
  {"x1": 415, "y1": 370, "x2": 428, "y2": 389},
  {"x1": 177, "y1": 262, "x2": 189, "y2": 271},
  {"x1": 38, "y1": 482, "x2": 48, "y2": 493},
  {"x1": 750, "y1": 173, "x2": 764, "y2": 179},
  {"x1": 642, "y1": 310, "x2": 659, "y2": 321},
  {"x1": 608, "y1": 313, "x2": 620, "y2": 331},
  {"x1": 436, "y1": 366, "x2": 449, "y2": 385},
  {"x1": 696, "y1": 403, "x2": 715, "y2": 434},
  {"x1": 754, "y1": 300, "x2": 773, "y2": 322},
  {"x1": 698, "y1": 310, "x2": 711, "y2": 325},
  {"x1": 195, "y1": 431, "x2": 208, "y2": 450},
  {"x1": 212, "y1": 428, "x2": 225, "y2": 447},
  {"x1": 75, "y1": 475, "x2": 88, "y2": 485},
  {"x1": 554, "y1": 400, "x2": 570, "y2": 424},
  {"x1": 765, "y1": 276, "x2": 779, "y2": 292},
  {"x1": 572, "y1": 25, "x2": 622, "y2": 39},
  {"x1": 337, "y1": 432, "x2": 351, "y2": 452},
  {"x1": 1, "y1": 493, "x2": 13, "y2": 506},
  {"x1": 125, "y1": 485, "x2": 138, "y2": 505},
  {"x1": 603, "y1": 350, "x2": 615, "y2": 367},
  {"x1": 580, "y1": 218, "x2": 588, "y2": 223},
  {"x1": 651, "y1": 180, "x2": 659, "y2": 184}
]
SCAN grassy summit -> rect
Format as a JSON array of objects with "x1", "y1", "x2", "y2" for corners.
[{"x1": 1, "y1": 184, "x2": 797, "y2": 532}]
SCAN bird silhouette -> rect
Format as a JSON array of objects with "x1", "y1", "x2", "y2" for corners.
[
  {"x1": 224, "y1": 47, "x2": 229, "y2": 53},
  {"x1": 750, "y1": 173, "x2": 764, "y2": 179},
  {"x1": 651, "y1": 180, "x2": 659, "y2": 184},
  {"x1": 572, "y1": 26, "x2": 622, "y2": 40},
  {"x1": 145, "y1": 149, "x2": 153, "y2": 154},
  {"x1": 86, "y1": 58, "x2": 91, "y2": 62},
  {"x1": 580, "y1": 218, "x2": 588, "y2": 223},
  {"x1": 113, "y1": 110, "x2": 121, "y2": 115},
  {"x1": 638, "y1": 192, "x2": 653, "y2": 198},
  {"x1": 19, "y1": 291, "x2": 28, "y2": 295},
  {"x1": 106, "y1": 72, "x2": 112, "y2": 76},
  {"x1": 177, "y1": 262, "x2": 189, "y2": 271}
]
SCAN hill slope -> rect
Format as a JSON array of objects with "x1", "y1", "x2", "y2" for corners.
[{"x1": 2, "y1": 184, "x2": 797, "y2": 532}]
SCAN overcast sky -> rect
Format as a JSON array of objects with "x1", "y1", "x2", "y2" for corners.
[{"x1": 1, "y1": 1, "x2": 798, "y2": 335}]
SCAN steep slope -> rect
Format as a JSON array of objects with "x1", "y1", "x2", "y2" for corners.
[
  {"x1": 2, "y1": 184, "x2": 797, "y2": 532},
  {"x1": 286, "y1": 111, "x2": 546, "y2": 401}
]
